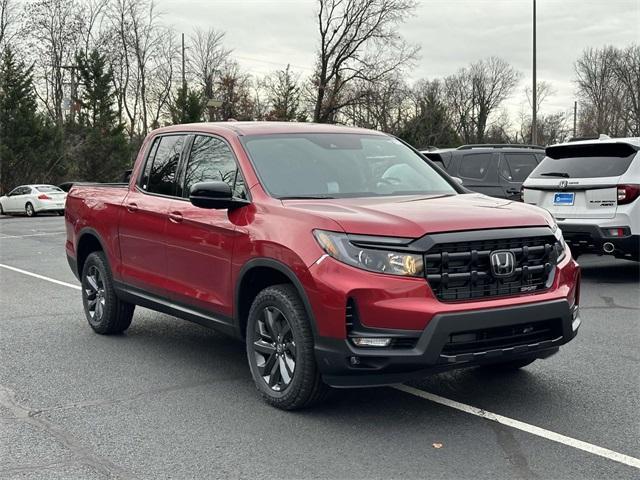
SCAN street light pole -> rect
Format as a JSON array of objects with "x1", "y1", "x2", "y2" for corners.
[{"x1": 532, "y1": 0, "x2": 537, "y2": 145}]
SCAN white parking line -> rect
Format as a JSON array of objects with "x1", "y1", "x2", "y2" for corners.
[
  {"x1": 0, "y1": 264, "x2": 81, "y2": 290},
  {"x1": 1, "y1": 263, "x2": 638, "y2": 470},
  {"x1": 0, "y1": 232, "x2": 66, "y2": 239},
  {"x1": 395, "y1": 384, "x2": 640, "y2": 470}
]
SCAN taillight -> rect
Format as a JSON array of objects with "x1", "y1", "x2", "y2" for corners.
[
  {"x1": 617, "y1": 184, "x2": 640, "y2": 205},
  {"x1": 37, "y1": 194, "x2": 51, "y2": 200}
]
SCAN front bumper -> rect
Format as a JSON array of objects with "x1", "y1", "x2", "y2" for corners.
[
  {"x1": 559, "y1": 223, "x2": 639, "y2": 260},
  {"x1": 315, "y1": 299, "x2": 580, "y2": 387}
]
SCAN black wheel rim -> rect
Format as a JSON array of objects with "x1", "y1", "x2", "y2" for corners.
[
  {"x1": 253, "y1": 306, "x2": 296, "y2": 392},
  {"x1": 84, "y1": 265, "x2": 106, "y2": 323}
]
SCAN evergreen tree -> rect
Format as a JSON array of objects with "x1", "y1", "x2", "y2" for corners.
[
  {"x1": 72, "y1": 49, "x2": 130, "y2": 182},
  {"x1": 170, "y1": 86, "x2": 205, "y2": 124},
  {"x1": 0, "y1": 47, "x2": 57, "y2": 193}
]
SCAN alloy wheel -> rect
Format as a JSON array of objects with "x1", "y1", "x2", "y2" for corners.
[
  {"x1": 252, "y1": 306, "x2": 296, "y2": 392},
  {"x1": 25, "y1": 204, "x2": 34, "y2": 216},
  {"x1": 84, "y1": 265, "x2": 106, "y2": 323}
]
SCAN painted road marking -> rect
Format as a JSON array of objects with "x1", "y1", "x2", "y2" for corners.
[
  {"x1": 0, "y1": 232, "x2": 66, "y2": 239},
  {"x1": 0, "y1": 264, "x2": 81, "y2": 290},
  {"x1": 2, "y1": 263, "x2": 639, "y2": 470},
  {"x1": 394, "y1": 384, "x2": 640, "y2": 470}
]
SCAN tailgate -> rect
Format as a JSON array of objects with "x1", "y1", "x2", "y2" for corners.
[{"x1": 525, "y1": 178, "x2": 619, "y2": 219}]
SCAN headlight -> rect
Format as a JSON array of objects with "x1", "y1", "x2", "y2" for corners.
[
  {"x1": 551, "y1": 222, "x2": 567, "y2": 263},
  {"x1": 313, "y1": 230, "x2": 424, "y2": 277}
]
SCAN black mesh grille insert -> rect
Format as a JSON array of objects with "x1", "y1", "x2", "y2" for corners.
[
  {"x1": 441, "y1": 320, "x2": 562, "y2": 355},
  {"x1": 425, "y1": 235, "x2": 559, "y2": 301}
]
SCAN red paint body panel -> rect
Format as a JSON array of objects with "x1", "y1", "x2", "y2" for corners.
[{"x1": 65, "y1": 122, "x2": 580, "y2": 347}]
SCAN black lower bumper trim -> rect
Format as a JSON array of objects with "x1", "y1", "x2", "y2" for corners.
[
  {"x1": 560, "y1": 223, "x2": 639, "y2": 259},
  {"x1": 315, "y1": 299, "x2": 579, "y2": 387}
]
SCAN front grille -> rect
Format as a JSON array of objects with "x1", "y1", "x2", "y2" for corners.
[
  {"x1": 441, "y1": 319, "x2": 562, "y2": 356},
  {"x1": 425, "y1": 235, "x2": 559, "y2": 301}
]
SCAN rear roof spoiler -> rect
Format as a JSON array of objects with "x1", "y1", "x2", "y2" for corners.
[{"x1": 545, "y1": 142, "x2": 639, "y2": 159}]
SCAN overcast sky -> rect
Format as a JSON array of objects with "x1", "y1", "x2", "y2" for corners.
[{"x1": 164, "y1": 0, "x2": 639, "y2": 119}]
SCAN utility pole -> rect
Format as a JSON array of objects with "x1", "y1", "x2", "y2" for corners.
[
  {"x1": 573, "y1": 101, "x2": 578, "y2": 138},
  {"x1": 181, "y1": 33, "x2": 186, "y2": 92},
  {"x1": 60, "y1": 64, "x2": 79, "y2": 124},
  {"x1": 531, "y1": 0, "x2": 537, "y2": 145}
]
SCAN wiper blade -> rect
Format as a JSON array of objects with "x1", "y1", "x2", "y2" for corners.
[
  {"x1": 540, "y1": 172, "x2": 570, "y2": 178},
  {"x1": 279, "y1": 195, "x2": 335, "y2": 199}
]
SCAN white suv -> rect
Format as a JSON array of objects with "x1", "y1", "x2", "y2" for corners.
[{"x1": 523, "y1": 137, "x2": 639, "y2": 261}]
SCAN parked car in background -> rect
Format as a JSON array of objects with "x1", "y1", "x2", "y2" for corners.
[
  {"x1": 523, "y1": 137, "x2": 639, "y2": 261},
  {"x1": 65, "y1": 122, "x2": 580, "y2": 410},
  {"x1": 421, "y1": 144, "x2": 545, "y2": 201},
  {"x1": 0, "y1": 184, "x2": 67, "y2": 216}
]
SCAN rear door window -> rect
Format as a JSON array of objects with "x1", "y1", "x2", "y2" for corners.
[
  {"x1": 532, "y1": 144, "x2": 637, "y2": 179},
  {"x1": 501, "y1": 154, "x2": 538, "y2": 182},
  {"x1": 459, "y1": 153, "x2": 492, "y2": 179},
  {"x1": 143, "y1": 135, "x2": 186, "y2": 196}
]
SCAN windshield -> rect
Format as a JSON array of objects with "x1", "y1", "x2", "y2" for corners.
[
  {"x1": 241, "y1": 133, "x2": 457, "y2": 199},
  {"x1": 35, "y1": 185, "x2": 63, "y2": 193}
]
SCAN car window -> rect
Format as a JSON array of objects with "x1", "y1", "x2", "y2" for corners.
[
  {"x1": 35, "y1": 186, "x2": 63, "y2": 193},
  {"x1": 8, "y1": 187, "x2": 22, "y2": 196},
  {"x1": 502, "y1": 154, "x2": 538, "y2": 182},
  {"x1": 459, "y1": 153, "x2": 492, "y2": 179},
  {"x1": 532, "y1": 153, "x2": 636, "y2": 179},
  {"x1": 182, "y1": 135, "x2": 247, "y2": 199},
  {"x1": 19, "y1": 187, "x2": 31, "y2": 195},
  {"x1": 242, "y1": 134, "x2": 456, "y2": 199},
  {"x1": 144, "y1": 135, "x2": 186, "y2": 196}
]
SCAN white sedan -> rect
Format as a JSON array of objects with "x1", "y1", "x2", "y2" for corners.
[{"x1": 0, "y1": 184, "x2": 67, "y2": 217}]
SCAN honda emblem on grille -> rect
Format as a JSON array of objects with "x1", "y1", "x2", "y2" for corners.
[
  {"x1": 558, "y1": 180, "x2": 568, "y2": 189},
  {"x1": 490, "y1": 250, "x2": 515, "y2": 277}
]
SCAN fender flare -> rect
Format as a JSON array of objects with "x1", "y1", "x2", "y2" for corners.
[{"x1": 235, "y1": 257, "x2": 318, "y2": 338}]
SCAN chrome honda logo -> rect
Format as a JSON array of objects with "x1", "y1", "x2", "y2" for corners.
[
  {"x1": 490, "y1": 250, "x2": 515, "y2": 277},
  {"x1": 558, "y1": 180, "x2": 568, "y2": 189}
]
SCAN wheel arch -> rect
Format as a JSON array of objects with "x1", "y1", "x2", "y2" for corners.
[
  {"x1": 235, "y1": 258, "x2": 318, "y2": 339},
  {"x1": 76, "y1": 228, "x2": 108, "y2": 277}
]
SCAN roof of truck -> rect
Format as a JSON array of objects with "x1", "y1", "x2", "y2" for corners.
[{"x1": 152, "y1": 121, "x2": 387, "y2": 137}]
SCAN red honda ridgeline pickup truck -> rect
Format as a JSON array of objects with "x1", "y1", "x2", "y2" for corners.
[{"x1": 65, "y1": 122, "x2": 581, "y2": 409}]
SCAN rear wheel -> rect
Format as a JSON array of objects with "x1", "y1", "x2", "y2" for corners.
[
  {"x1": 25, "y1": 202, "x2": 36, "y2": 217},
  {"x1": 81, "y1": 251, "x2": 134, "y2": 334},
  {"x1": 246, "y1": 284, "x2": 330, "y2": 410}
]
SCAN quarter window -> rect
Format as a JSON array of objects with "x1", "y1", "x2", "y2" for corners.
[
  {"x1": 182, "y1": 135, "x2": 246, "y2": 199},
  {"x1": 144, "y1": 135, "x2": 185, "y2": 196},
  {"x1": 502, "y1": 154, "x2": 538, "y2": 182},
  {"x1": 459, "y1": 153, "x2": 492, "y2": 179}
]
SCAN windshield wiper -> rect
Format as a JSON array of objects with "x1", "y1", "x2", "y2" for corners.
[
  {"x1": 540, "y1": 172, "x2": 570, "y2": 178},
  {"x1": 279, "y1": 194, "x2": 336, "y2": 199}
]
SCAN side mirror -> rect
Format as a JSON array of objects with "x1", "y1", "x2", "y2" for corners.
[
  {"x1": 453, "y1": 177, "x2": 464, "y2": 185},
  {"x1": 189, "y1": 181, "x2": 248, "y2": 210}
]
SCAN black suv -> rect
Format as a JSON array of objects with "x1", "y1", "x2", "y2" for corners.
[{"x1": 421, "y1": 144, "x2": 545, "y2": 201}]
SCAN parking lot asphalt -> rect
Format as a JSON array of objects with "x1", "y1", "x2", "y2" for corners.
[{"x1": 1, "y1": 214, "x2": 639, "y2": 479}]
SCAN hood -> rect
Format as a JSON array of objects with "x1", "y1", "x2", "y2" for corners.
[{"x1": 283, "y1": 193, "x2": 553, "y2": 238}]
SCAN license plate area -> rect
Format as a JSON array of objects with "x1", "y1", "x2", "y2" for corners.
[{"x1": 553, "y1": 192, "x2": 574, "y2": 206}]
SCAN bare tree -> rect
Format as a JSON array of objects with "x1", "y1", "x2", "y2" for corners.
[
  {"x1": 574, "y1": 46, "x2": 625, "y2": 136},
  {"x1": 0, "y1": 0, "x2": 20, "y2": 48},
  {"x1": 525, "y1": 80, "x2": 556, "y2": 114},
  {"x1": 613, "y1": 44, "x2": 640, "y2": 135},
  {"x1": 445, "y1": 57, "x2": 521, "y2": 143},
  {"x1": 312, "y1": 0, "x2": 418, "y2": 123},
  {"x1": 214, "y1": 61, "x2": 254, "y2": 121},
  {"x1": 188, "y1": 27, "x2": 231, "y2": 120}
]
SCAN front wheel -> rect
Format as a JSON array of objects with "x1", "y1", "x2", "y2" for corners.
[
  {"x1": 81, "y1": 251, "x2": 135, "y2": 334},
  {"x1": 246, "y1": 284, "x2": 330, "y2": 410}
]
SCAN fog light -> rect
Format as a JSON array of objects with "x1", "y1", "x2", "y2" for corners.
[{"x1": 352, "y1": 337, "x2": 392, "y2": 347}]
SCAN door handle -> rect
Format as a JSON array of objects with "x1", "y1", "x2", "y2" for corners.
[
  {"x1": 126, "y1": 202, "x2": 138, "y2": 212},
  {"x1": 168, "y1": 211, "x2": 183, "y2": 223},
  {"x1": 506, "y1": 188, "x2": 520, "y2": 194}
]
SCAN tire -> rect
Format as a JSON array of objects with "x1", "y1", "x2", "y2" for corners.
[
  {"x1": 81, "y1": 251, "x2": 135, "y2": 334},
  {"x1": 57, "y1": 210, "x2": 65, "y2": 216},
  {"x1": 25, "y1": 202, "x2": 36, "y2": 217},
  {"x1": 0, "y1": 203, "x2": 4, "y2": 215},
  {"x1": 481, "y1": 357, "x2": 537, "y2": 371},
  {"x1": 246, "y1": 284, "x2": 330, "y2": 410}
]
